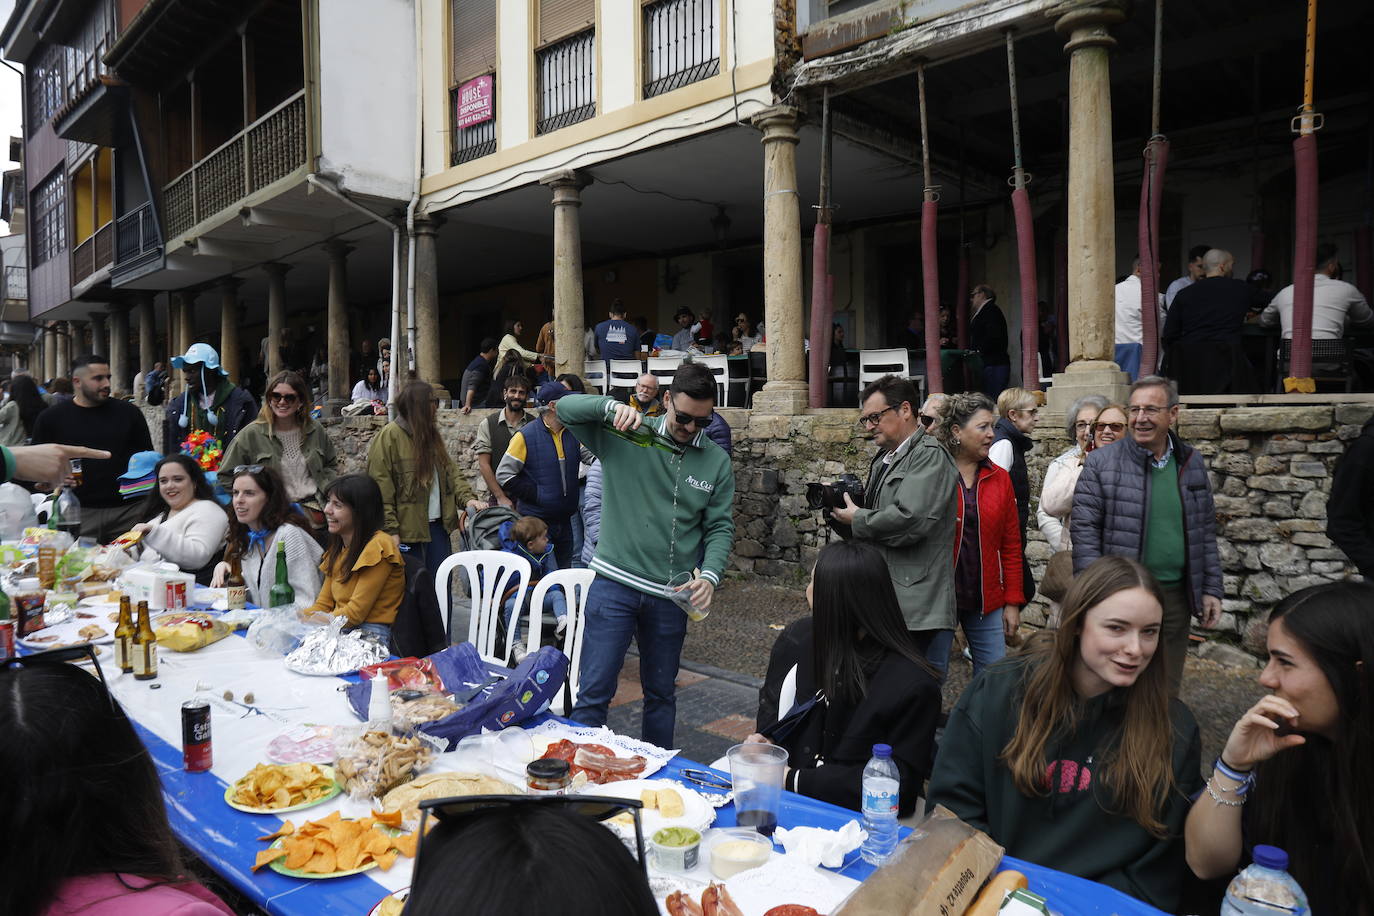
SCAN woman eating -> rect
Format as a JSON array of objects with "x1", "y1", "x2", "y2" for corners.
[
  {"x1": 304, "y1": 474, "x2": 405, "y2": 643},
  {"x1": 1185, "y1": 581, "x2": 1374, "y2": 913},
  {"x1": 927, "y1": 555, "x2": 1203, "y2": 912},
  {"x1": 220, "y1": 370, "x2": 337, "y2": 532},
  {"x1": 1036, "y1": 394, "x2": 1108, "y2": 552},
  {"x1": 366, "y1": 380, "x2": 480, "y2": 573},
  {"x1": 210, "y1": 465, "x2": 322, "y2": 611},
  {"x1": 925, "y1": 392, "x2": 1024, "y2": 676},
  {"x1": 134, "y1": 454, "x2": 229, "y2": 582},
  {"x1": 749, "y1": 540, "x2": 940, "y2": 817}
]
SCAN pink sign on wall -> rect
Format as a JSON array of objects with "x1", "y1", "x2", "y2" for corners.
[{"x1": 456, "y1": 75, "x2": 494, "y2": 129}]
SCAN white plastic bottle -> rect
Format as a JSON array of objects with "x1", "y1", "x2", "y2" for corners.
[
  {"x1": 1220, "y1": 845, "x2": 1309, "y2": 916},
  {"x1": 860, "y1": 743, "x2": 900, "y2": 865}
]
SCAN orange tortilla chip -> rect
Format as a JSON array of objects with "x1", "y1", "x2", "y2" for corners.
[
  {"x1": 364, "y1": 829, "x2": 392, "y2": 857},
  {"x1": 371, "y1": 808, "x2": 404, "y2": 828},
  {"x1": 283, "y1": 838, "x2": 315, "y2": 870},
  {"x1": 257, "y1": 821, "x2": 295, "y2": 842},
  {"x1": 304, "y1": 846, "x2": 337, "y2": 874},
  {"x1": 335, "y1": 832, "x2": 363, "y2": 871},
  {"x1": 253, "y1": 847, "x2": 286, "y2": 871},
  {"x1": 373, "y1": 849, "x2": 398, "y2": 872},
  {"x1": 390, "y1": 831, "x2": 419, "y2": 858}
]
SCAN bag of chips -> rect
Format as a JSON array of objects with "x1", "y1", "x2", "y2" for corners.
[{"x1": 153, "y1": 611, "x2": 234, "y2": 652}]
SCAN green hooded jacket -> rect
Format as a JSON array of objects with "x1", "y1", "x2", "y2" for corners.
[{"x1": 366, "y1": 420, "x2": 475, "y2": 542}]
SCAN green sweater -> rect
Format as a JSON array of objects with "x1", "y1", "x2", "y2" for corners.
[
  {"x1": 926, "y1": 655, "x2": 1202, "y2": 912},
  {"x1": 557, "y1": 394, "x2": 735, "y2": 593},
  {"x1": 1142, "y1": 456, "x2": 1186, "y2": 584}
]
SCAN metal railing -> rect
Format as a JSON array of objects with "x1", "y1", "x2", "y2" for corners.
[
  {"x1": 115, "y1": 202, "x2": 160, "y2": 264},
  {"x1": 451, "y1": 82, "x2": 497, "y2": 165},
  {"x1": 643, "y1": 0, "x2": 719, "y2": 99},
  {"x1": 3, "y1": 266, "x2": 26, "y2": 301},
  {"x1": 163, "y1": 89, "x2": 307, "y2": 240},
  {"x1": 536, "y1": 30, "x2": 596, "y2": 135},
  {"x1": 71, "y1": 221, "x2": 114, "y2": 285}
]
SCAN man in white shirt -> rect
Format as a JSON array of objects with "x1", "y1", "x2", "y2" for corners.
[
  {"x1": 1113, "y1": 257, "x2": 1164, "y2": 382},
  {"x1": 1165, "y1": 245, "x2": 1210, "y2": 309},
  {"x1": 1259, "y1": 243, "x2": 1373, "y2": 340}
]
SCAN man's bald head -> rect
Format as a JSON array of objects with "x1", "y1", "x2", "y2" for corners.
[{"x1": 1202, "y1": 248, "x2": 1234, "y2": 278}]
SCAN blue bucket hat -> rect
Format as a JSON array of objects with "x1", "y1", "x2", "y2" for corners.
[
  {"x1": 118, "y1": 450, "x2": 163, "y2": 500},
  {"x1": 170, "y1": 342, "x2": 228, "y2": 376}
]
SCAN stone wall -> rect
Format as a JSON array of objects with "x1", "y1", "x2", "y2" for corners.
[{"x1": 142, "y1": 399, "x2": 1371, "y2": 659}]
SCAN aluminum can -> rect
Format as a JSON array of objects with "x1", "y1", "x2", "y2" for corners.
[{"x1": 182, "y1": 700, "x2": 212, "y2": 771}]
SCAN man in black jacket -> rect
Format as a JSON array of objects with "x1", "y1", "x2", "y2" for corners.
[
  {"x1": 969, "y1": 284, "x2": 1010, "y2": 398},
  {"x1": 1327, "y1": 416, "x2": 1374, "y2": 579}
]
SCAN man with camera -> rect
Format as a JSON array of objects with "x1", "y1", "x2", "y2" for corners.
[{"x1": 830, "y1": 376, "x2": 958, "y2": 668}]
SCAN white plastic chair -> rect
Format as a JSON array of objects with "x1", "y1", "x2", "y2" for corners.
[
  {"x1": 434, "y1": 550, "x2": 530, "y2": 665},
  {"x1": 858, "y1": 348, "x2": 911, "y2": 390},
  {"x1": 607, "y1": 359, "x2": 642, "y2": 399},
  {"x1": 523, "y1": 568, "x2": 596, "y2": 713},
  {"x1": 583, "y1": 361, "x2": 607, "y2": 395},
  {"x1": 646, "y1": 356, "x2": 683, "y2": 389},
  {"x1": 691, "y1": 354, "x2": 732, "y2": 405}
]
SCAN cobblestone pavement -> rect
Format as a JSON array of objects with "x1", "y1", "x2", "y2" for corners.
[{"x1": 619, "y1": 580, "x2": 1267, "y2": 769}]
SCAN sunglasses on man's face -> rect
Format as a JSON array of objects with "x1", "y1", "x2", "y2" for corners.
[
  {"x1": 669, "y1": 398, "x2": 713, "y2": 430},
  {"x1": 2, "y1": 644, "x2": 114, "y2": 710}
]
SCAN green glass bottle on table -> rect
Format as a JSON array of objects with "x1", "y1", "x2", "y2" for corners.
[{"x1": 268, "y1": 540, "x2": 295, "y2": 608}]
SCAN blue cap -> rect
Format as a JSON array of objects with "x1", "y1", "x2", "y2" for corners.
[
  {"x1": 170, "y1": 342, "x2": 228, "y2": 376},
  {"x1": 118, "y1": 450, "x2": 163, "y2": 481},
  {"x1": 537, "y1": 381, "x2": 570, "y2": 404},
  {"x1": 1252, "y1": 845, "x2": 1289, "y2": 871},
  {"x1": 872, "y1": 743, "x2": 892, "y2": 758}
]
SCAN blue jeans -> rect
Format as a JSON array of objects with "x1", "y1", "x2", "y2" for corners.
[
  {"x1": 570, "y1": 577, "x2": 688, "y2": 749},
  {"x1": 1114, "y1": 342, "x2": 1143, "y2": 382},
  {"x1": 404, "y1": 520, "x2": 452, "y2": 575},
  {"x1": 926, "y1": 606, "x2": 1006, "y2": 680},
  {"x1": 570, "y1": 483, "x2": 587, "y2": 568},
  {"x1": 503, "y1": 586, "x2": 569, "y2": 651},
  {"x1": 353, "y1": 622, "x2": 392, "y2": 646},
  {"x1": 546, "y1": 519, "x2": 574, "y2": 571}
]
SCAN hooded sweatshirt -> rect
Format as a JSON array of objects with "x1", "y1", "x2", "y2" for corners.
[{"x1": 926, "y1": 654, "x2": 1202, "y2": 912}]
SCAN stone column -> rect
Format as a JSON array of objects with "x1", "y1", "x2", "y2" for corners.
[
  {"x1": 42, "y1": 324, "x2": 56, "y2": 381},
  {"x1": 218, "y1": 278, "x2": 243, "y2": 384},
  {"x1": 178, "y1": 291, "x2": 196, "y2": 354},
  {"x1": 263, "y1": 263, "x2": 290, "y2": 379},
  {"x1": 89, "y1": 314, "x2": 108, "y2": 361},
  {"x1": 749, "y1": 106, "x2": 808, "y2": 414},
  {"x1": 108, "y1": 305, "x2": 130, "y2": 397},
  {"x1": 539, "y1": 170, "x2": 589, "y2": 381},
  {"x1": 56, "y1": 322, "x2": 72, "y2": 378},
  {"x1": 137, "y1": 292, "x2": 156, "y2": 398},
  {"x1": 412, "y1": 215, "x2": 447, "y2": 396},
  {"x1": 166, "y1": 296, "x2": 182, "y2": 398},
  {"x1": 324, "y1": 241, "x2": 352, "y2": 413},
  {"x1": 1046, "y1": 2, "x2": 1131, "y2": 416}
]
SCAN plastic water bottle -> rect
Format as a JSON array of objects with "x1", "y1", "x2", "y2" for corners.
[
  {"x1": 1221, "y1": 845, "x2": 1309, "y2": 916},
  {"x1": 860, "y1": 743, "x2": 900, "y2": 866}
]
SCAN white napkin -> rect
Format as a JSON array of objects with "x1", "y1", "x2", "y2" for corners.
[{"x1": 774, "y1": 820, "x2": 867, "y2": 868}]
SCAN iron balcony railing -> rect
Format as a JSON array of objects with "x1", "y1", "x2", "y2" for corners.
[
  {"x1": 536, "y1": 30, "x2": 596, "y2": 135},
  {"x1": 71, "y1": 221, "x2": 113, "y2": 285},
  {"x1": 115, "y1": 202, "x2": 160, "y2": 264},
  {"x1": 452, "y1": 81, "x2": 497, "y2": 166},
  {"x1": 643, "y1": 0, "x2": 719, "y2": 99},
  {"x1": 3, "y1": 266, "x2": 26, "y2": 301},
  {"x1": 163, "y1": 89, "x2": 307, "y2": 240}
]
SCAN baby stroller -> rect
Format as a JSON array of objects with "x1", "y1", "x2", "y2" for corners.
[{"x1": 458, "y1": 505, "x2": 563, "y2": 660}]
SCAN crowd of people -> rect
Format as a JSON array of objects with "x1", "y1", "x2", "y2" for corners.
[{"x1": 1, "y1": 324, "x2": 1371, "y2": 915}]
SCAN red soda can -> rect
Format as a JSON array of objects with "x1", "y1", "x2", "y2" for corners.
[
  {"x1": 182, "y1": 700, "x2": 212, "y2": 771},
  {"x1": 174, "y1": 582, "x2": 187, "y2": 608},
  {"x1": 165, "y1": 581, "x2": 177, "y2": 608},
  {"x1": 0, "y1": 618, "x2": 13, "y2": 657}
]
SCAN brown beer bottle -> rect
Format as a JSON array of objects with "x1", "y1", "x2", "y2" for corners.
[
  {"x1": 225, "y1": 555, "x2": 247, "y2": 610},
  {"x1": 114, "y1": 595, "x2": 135, "y2": 674},
  {"x1": 132, "y1": 600, "x2": 158, "y2": 680}
]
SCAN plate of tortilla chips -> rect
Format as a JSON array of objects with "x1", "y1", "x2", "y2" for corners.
[
  {"x1": 225, "y1": 762, "x2": 342, "y2": 814},
  {"x1": 252, "y1": 810, "x2": 418, "y2": 878}
]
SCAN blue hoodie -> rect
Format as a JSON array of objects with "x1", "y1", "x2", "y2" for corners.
[{"x1": 498, "y1": 519, "x2": 557, "y2": 603}]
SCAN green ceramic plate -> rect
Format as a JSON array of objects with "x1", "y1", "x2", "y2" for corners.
[{"x1": 223, "y1": 764, "x2": 342, "y2": 814}]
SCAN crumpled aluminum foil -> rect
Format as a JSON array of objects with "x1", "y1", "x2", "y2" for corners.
[{"x1": 284, "y1": 617, "x2": 389, "y2": 676}]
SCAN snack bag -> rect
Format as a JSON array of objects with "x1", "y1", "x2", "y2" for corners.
[
  {"x1": 332, "y1": 728, "x2": 441, "y2": 801},
  {"x1": 153, "y1": 611, "x2": 234, "y2": 652}
]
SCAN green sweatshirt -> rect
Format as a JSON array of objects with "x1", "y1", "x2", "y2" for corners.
[
  {"x1": 556, "y1": 394, "x2": 735, "y2": 594},
  {"x1": 926, "y1": 655, "x2": 1202, "y2": 912}
]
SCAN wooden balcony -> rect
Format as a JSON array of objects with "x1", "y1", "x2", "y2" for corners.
[{"x1": 71, "y1": 221, "x2": 114, "y2": 286}]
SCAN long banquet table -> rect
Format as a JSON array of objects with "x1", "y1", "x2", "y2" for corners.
[{"x1": 104, "y1": 633, "x2": 1167, "y2": 916}]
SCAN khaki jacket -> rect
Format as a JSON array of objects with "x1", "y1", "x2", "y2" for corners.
[
  {"x1": 219, "y1": 418, "x2": 337, "y2": 501},
  {"x1": 366, "y1": 420, "x2": 475, "y2": 542}
]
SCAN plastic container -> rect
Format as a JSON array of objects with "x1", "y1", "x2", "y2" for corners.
[
  {"x1": 860, "y1": 743, "x2": 900, "y2": 866},
  {"x1": 706, "y1": 828, "x2": 772, "y2": 879},
  {"x1": 649, "y1": 826, "x2": 701, "y2": 872},
  {"x1": 1221, "y1": 845, "x2": 1308, "y2": 915}
]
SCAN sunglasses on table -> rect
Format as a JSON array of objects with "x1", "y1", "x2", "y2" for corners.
[{"x1": 2, "y1": 644, "x2": 113, "y2": 709}]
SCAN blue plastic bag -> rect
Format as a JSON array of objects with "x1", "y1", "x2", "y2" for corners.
[
  {"x1": 344, "y1": 643, "x2": 489, "y2": 721},
  {"x1": 419, "y1": 646, "x2": 569, "y2": 751}
]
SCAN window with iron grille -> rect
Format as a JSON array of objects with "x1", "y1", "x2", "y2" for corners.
[
  {"x1": 643, "y1": 0, "x2": 719, "y2": 99},
  {"x1": 28, "y1": 43, "x2": 65, "y2": 129},
  {"x1": 450, "y1": 0, "x2": 497, "y2": 165},
  {"x1": 536, "y1": 29, "x2": 596, "y2": 135},
  {"x1": 451, "y1": 81, "x2": 497, "y2": 166},
  {"x1": 31, "y1": 171, "x2": 67, "y2": 266}
]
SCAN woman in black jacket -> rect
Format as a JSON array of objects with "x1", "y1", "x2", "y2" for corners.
[{"x1": 748, "y1": 540, "x2": 941, "y2": 817}]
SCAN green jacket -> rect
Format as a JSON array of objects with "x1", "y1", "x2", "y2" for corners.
[
  {"x1": 366, "y1": 420, "x2": 475, "y2": 542},
  {"x1": 219, "y1": 418, "x2": 338, "y2": 501},
  {"x1": 557, "y1": 394, "x2": 735, "y2": 592},
  {"x1": 849, "y1": 431, "x2": 958, "y2": 631}
]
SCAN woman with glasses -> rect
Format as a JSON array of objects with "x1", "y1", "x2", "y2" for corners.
[
  {"x1": 220, "y1": 370, "x2": 337, "y2": 533},
  {"x1": 1037, "y1": 395, "x2": 1109, "y2": 553},
  {"x1": 133, "y1": 454, "x2": 229, "y2": 582},
  {"x1": 210, "y1": 464, "x2": 322, "y2": 610},
  {"x1": 748, "y1": 540, "x2": 940, "y2": 816},
  {"x1": 1092, "y1": 403, "x2": 1129, "y2": 450},
  {"x1": 0, "y1": 652, "x2": 236, "y2": 916},
  {"x1": 304, "y1": 474, "x2": 404, "y2": 643},
  {"x1": 926, "y1": 392, "x2": 1025, "y2": 676},
  {"x1": 989, "y1": 387, "x2": 1040, "y2": 607}
]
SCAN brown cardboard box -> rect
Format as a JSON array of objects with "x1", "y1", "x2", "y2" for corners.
[{"x1": 835, "y1": 806, "x2": 1004, "y2": 916}]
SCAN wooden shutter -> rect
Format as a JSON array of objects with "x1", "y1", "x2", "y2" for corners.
[
  {"x1": 453, "y1": 0, "x2": 497, "y2": 83},
  {"x1": 539, "y1": 0, "x2": 595, "y2": 47}
]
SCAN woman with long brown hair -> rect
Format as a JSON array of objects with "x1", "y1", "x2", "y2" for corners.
[
  {"x1": 927, "y1": 555, "x2": 1202, "y2": 912},
  {"x1": 365, "y1": 379, "x2": 480, "y2": 572},
  {"x1": 210, "y1": 465, "x2": 322, "y2": 610}
]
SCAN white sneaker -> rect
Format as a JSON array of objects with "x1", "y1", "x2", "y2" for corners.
[{"x1": 555, "y1": 615, "x2": 568, "y2": 638}]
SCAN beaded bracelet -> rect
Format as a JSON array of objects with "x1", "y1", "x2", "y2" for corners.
[
  {"x1": 1206, "y1": 776, "x2": 1247, "y2": 807},
  {"x1": 1213, "y1": 757, "x2": 1255, "y2": 796}
]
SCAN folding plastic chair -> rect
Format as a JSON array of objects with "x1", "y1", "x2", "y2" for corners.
[
  {"x1": 858, "y1": 348, "x2": 911, "y2": 389},
  {"x1": 523, "y1": 568, "x2": 596, "y2": 714},
  {"x1": 692, "y1": 354, "x2": 731, "y2": 405},
  {"x1": 433, "y1": 550, "x2": 530, "y2": 665},
  {"x1": 607, "y1": 359, "x2": 642, "y2": 400},
  {"x1": 646, "y1": 356, "x2": 684, "y2": 389},
  {"x1": 582, "y1": 361, "x2": 607, "y2": 395}
]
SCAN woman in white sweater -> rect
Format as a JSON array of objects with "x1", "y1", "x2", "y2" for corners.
[
  {"x1": 133, "y1": 454, "x2": 229, "y2": 581},
  {"x1": 210, "y1": 465, "x2": 322, "y2": 610}
]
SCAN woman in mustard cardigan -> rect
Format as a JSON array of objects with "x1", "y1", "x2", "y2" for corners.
[{"x1": 305, "y1": 474, "x2": 404, "y2": 644}]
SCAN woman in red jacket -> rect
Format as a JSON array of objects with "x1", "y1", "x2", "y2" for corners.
[{"x1": 927, "y1": 392, "x2": 1026, "y2": 677}]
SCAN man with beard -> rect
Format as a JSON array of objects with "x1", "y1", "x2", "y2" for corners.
[
  {"x1": 472, "y1": 375, "x2": 535, "y2": 508},
  {"x1": 32, "y1": 354, "x2": 154, "y2": 540},
  {"x1": 161, "y1": 343, "x2": 258, "y2": 458}
]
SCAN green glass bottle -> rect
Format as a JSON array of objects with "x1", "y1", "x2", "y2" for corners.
[
  {"x1": 268, "y1": 540, "x2": 295, "y2": 607},
  {"x1": 603, "y1": 418, "x2": 685, "y2": 456}
]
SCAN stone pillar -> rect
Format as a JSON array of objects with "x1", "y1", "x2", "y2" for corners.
[
  {"x1": 137, "y1": 292, "x2": 156, "y2": 399},
  {"x1": 264, "y1": 263, "x2": 290, "y2": 379},
  {"x1": 412, "y1": 215, "x2": 447, "y2": 396},
  {"x1": 1046, "y1": 2, "x2": 1131, "y2": 416},
  {"x1": 538, "y1": 170, "x2": 589, "y2": 382},
  {"x1": 218, "y1": 278, "x2": 243, "y2": 384},
  {"x1": 324, "y1": 241, "x2": 352, "y2": 413},
  {"x1": 749, "y1": 106, "x2": 808, "y2": 414},
  {"x1": 178, "y1": 291, "x2": 196, "y2": 354},
  {"x1": 89, "y1": 314, "x2": 108, "y2": 361},
  {"x1": 42, "y1": 325, "x2": 56, "y2": 381},
  {"x1": 108, "y1": 305, "x2": 130, "y2": 397},
  {"x1": 56, "y1": 322, "x2": 72, "y2": 378}
]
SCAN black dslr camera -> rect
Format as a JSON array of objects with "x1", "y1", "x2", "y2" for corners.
[{"x1": 806, "y1": 474, "x2": 865, "y2": 539}]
